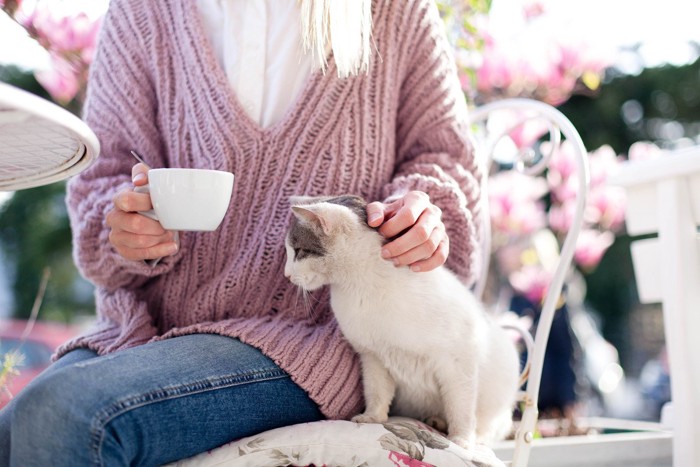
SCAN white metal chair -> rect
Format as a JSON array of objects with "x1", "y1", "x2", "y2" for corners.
[{"x1": 467, "y1": 98, "x2": 590, "y2": 467}]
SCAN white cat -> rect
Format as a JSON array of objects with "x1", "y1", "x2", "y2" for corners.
[{"x1": 284, "y1": 195, "x2": 521, "y2": 449}]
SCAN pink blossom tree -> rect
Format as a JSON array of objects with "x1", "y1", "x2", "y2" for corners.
[{"x1": 1, "y1": 0, "x2": 102, "y2": 105}]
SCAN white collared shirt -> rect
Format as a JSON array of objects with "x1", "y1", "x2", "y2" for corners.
[{"x1": 197, "y1": 0, "x2": 315, "y2": 128}]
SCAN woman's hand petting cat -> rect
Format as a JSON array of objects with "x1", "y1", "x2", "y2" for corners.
[
  {"x1": 366, "y1": 191, "x2": 448, "y2": 272},
  {"x1": 106, "y1": 162, "x2": 179, "y2": 261}
]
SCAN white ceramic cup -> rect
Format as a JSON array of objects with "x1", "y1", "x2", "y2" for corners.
[{"x1": 137, "y1": 168, "x2": 234, "y2": 231}]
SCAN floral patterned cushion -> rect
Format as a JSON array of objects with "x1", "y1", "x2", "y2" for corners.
[{"x1": 168, "y1": 417, "x2": 506, "y2": 467}]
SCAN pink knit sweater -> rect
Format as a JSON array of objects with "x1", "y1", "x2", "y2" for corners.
[{"x1": 61, "y1": 0, "x2": 483, "y2": 420}]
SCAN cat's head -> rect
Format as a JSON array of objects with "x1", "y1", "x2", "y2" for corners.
[{"x1": 284, "y1": 195, "x2": 379, "y2": 291}]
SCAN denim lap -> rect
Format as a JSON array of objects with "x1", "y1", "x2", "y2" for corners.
[{"x1": 0, "y1": 334, "x2": 324, "y2": 467}]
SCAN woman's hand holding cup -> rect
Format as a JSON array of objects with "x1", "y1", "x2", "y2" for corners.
[{"x1": 106, "y1": 162, "x2": 179, "y2": 261}]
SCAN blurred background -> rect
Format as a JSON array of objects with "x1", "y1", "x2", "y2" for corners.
[{"x1": 1, "y1": 0, "x2": 698, "y2": 421}]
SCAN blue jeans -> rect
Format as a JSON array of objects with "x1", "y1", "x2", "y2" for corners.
[{"x1": 0, "y1": 334, "x2": 324, "y2": 466}]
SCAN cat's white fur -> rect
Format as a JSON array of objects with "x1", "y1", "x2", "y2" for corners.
[{"x1": 284, "y1": 198, "x2": 520, "y2": 449}]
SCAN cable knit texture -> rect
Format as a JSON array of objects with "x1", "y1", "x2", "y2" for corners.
[{"x1": 60, "y1": 0, "x2": 483, "y2": 420}]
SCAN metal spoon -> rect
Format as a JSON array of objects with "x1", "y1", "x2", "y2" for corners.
[{"x1": 130, "y1": 150, "x2": 148, "y2": 166}]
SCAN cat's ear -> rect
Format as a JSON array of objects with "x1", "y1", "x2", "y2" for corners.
[
  {"x1": 291, "y1": 205, "x2": 333, "y2": 234},
  {"x1": 289, "y1": 195, "x2": 318, "y2": 206}
]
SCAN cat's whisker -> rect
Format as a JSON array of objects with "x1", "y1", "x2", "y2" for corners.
[
  {"x1": 293, "y1": 286, "x2": 302, "y2": 310},
  {"x1": 292, "y1": 285, "x2": 316, "y2": 320},
  {"x1": 301, "y1": 289, "x2": 315, "y2": 318}
]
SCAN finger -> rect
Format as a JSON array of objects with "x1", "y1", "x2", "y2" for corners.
[
  {"x1": 112, "y1": 240, "x2": 179, "y2": 262},
  {"x1": 112, "y1": 190, "x2": 154, "y2": 214},
  {"x1": 378, "y1": 195, "x2": 430, "y2": 239},
  {"x1": 106, "y1": 209, "x2": 168, "y2": 236},
  {"x1": 109, "y1": 228, "x2": 175, "y2": 251},
  {"x1": 109, "y1": 225, "x2": 178, "y2": 260},
  {"x1": 366, "y1": 201, "x2": 386, "y2": 228},
  {"x1": 131, "y1": 162, "x2": 150, "y2": 186},
  {"x1": 388, "y1": 224, "x2": 443, "y2": 267},
  {"x1": 409, "y1": 238, "x2": 450, "y2": 272},
  {"x1": 381, "y1": 209, "x2": 440, "y2": 258}
]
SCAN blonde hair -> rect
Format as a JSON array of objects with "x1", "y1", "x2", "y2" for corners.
[{"x1": 299, "y1": 0, "x2": 373, "y2": 78}]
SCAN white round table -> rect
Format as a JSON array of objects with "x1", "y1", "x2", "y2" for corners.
[{"x1": 0, "y1": 82, "x2": 99, "y2": 191}]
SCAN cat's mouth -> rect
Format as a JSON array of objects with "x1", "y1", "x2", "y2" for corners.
[{"x1": 287, "y1": 273, "x2": 324, "y2": 292}]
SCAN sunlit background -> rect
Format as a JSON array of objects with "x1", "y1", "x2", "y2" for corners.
[{"x1": 1, "y1": 0, "x2": 699, "y2": 424}]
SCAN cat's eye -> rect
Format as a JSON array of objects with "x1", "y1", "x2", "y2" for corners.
[{"x1": 294, "y1": 248, "x2": 313, "y2": 260}]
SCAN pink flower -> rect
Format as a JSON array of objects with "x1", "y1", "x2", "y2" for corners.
[
  {"x1": 523, "y1": 0, "x2": 546, "y2": 20},
  {"x1": 477, "y1": 42, "x2": 514, "y2": 92},
  {"x1": 486, "y1": 110, "x2": 550, "y2": 149},
  {"x1": 548, "y1": 199, "x2": 577, "y2": 234},
  {"x1": 574, "y1": 229, "x2": 615, "y2": 271},
  {"x1": 545, "y1": 140, "x2": 577, "y2": 182},
  {"x1": 388, "y1": 451, "x2": 435, "y2": 467},
  {"x1": 469, "y1": 1, "x2": 613, "y2": 105},
  {"x1": 14, "y1": 4, "x2": 102, "y2": 104},
  {"x1": 35, "y1": 54, "x2": 81, "y2": 104},
  {"x1": 586, "y1": 186, "x2": 627, "y2": 232},
  {"x1": 489, "y1": 171, "x2": 548, "y2": 238},
  {"x1": 544, "y1": 140, "x2": 579, "y2": 202},
  {"x1": 0, "y1": 0, "x2": 22, "y2": 14},
  {"x1": 26, "y1": 8, "x2": 101, "y2": 56},
  {"x1": 509, "y1": 265, "x2": 552, "y2": 304}
]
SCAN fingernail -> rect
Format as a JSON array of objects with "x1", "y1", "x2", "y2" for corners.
[
  {"x1": 411, "y1": 265, "x2": 421, "y2": 272},
  {"x1": 392, "y1": 259, "x2": 400, "y2": 267},
  {"x1": 133, "y1": 173, "x2": 146, "y2": 184},
  {"x1": 368, "y1": 213, "x2": 381, "y2": 224},
  {"x1": 381, "y1": 248, "x2": 391, "y2": 259},
  {"x1": 168, "y1": 242, "x2": 179, "y2": 254}
]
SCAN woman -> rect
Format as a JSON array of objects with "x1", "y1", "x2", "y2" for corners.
[{"x1": 0, "y1": 0, "x2": 483, "y2": 464}]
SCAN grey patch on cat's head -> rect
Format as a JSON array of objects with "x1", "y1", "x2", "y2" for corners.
[
  {"x1": 288, "y1": 216, "x2": 327, "y2": 260},
  {"x1": 324, "y1": 195, "x2": 369, "y2": 226}
]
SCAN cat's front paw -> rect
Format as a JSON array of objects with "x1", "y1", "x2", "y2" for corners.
[
  {"x1": 351, "y1": 412, "x2": 388, "y2": 424},
  {"x1": 449, "y1": 433, "x2": 476, "y2": 451}
]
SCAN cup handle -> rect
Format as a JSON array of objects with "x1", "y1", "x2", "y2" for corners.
[{"x1": 132, "y1": 184, "x2": 179, "y2": 267}]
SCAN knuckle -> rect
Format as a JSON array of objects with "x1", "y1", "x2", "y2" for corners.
[
  {"x1": 133, "y1": 234, "x2": 152, "y2": 249},
  {"x1": 105, "y1": 210, "x2": 116, "y2": 227},
  {"x1": 429, "y1": 204, "x2": 442, "y2": 217},
  {"x1": 132, "y1": 213, "x2": 160, "y2": 234},
  {"x1": 415, "y1": 224, "x2": 431, "y2": 242},
  {"x1": 112, "y1": 193, "x2": 125, "y2": 211},
  {"x1": 409, "y1": 190, "x2": 429, "y2": 201},
  {"x1": 130, "y1": 214, "x2": 148, "y2": 232},
  {"x1": 427, "y1": 234, "x2": 440, "y2": 251},
  {"x1": 119, "y1": 195, "x2": 135, "y2": 213},
  {"x1": 108, "y1": 229, "x2": 118, "y2": 246},
  {"x1": 404, "y1": 208, "x2": 420, "y2": 224}
]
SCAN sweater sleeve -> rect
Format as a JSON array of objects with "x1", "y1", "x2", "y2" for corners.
[
  {"x1": 382, "y1": 0, "x2": 485, "y2": 285},
  {"x1": 66, "y1": 0, "x2": 182, "y2": 292}
]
